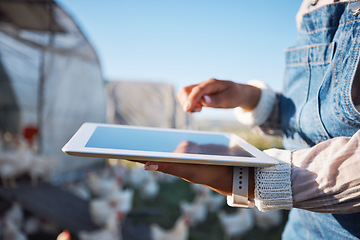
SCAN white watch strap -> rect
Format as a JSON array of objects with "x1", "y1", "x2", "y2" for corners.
[{"x1": 227, "y1": 167, "x2": 254, "y2": 208}]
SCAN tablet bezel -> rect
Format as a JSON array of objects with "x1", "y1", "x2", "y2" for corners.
[{"x1": 62, "y1": 122, "x2": 278, "y2": 167}]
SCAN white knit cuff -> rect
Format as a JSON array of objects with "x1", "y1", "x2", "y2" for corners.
[
  {"x1": 234, "y1": 80, "x2": 276, "y2": 126},
  {"x1": 254, "y1": 148, "x2": 293, "y2": 212}
]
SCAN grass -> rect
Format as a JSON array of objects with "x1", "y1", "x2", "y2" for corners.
[{"x1": 129, "y1": 179, "x2": 288, "y2": 240}]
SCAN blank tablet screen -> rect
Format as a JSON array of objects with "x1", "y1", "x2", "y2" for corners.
[{"x1": 85, "y1": 126, "x2": 254, "y2": 158}]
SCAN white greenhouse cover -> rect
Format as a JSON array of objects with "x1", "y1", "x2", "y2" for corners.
[{"x1": 0, "y1": 0, "x2": 106, "y2": 182}]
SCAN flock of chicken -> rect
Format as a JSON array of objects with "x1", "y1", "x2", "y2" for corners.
[
  {"x1": 0, "y1": 133, "x2": 57, "y2": 188},
  {"x1": 0, "y1": 133, "x2": 284, "y2": 240},
  {"x1": 1, "y1": 202, "x2": 63, "y2": 240}
]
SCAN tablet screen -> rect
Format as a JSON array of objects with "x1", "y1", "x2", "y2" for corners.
[{"x1": 85, "y1": 126, "x2": 254, "y2": 158}]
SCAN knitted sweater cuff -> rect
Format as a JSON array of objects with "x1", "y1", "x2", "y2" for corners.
[{"x1": 254, "y1": 149, "x2": 293, "y2": 211}]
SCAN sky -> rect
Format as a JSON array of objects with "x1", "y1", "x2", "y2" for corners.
[{"x1": 57, "y1": 0, "x2": 302, "y2": 120}]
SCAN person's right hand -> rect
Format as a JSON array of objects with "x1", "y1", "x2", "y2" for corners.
[{"x1": 176, "y1": 78, "x2": 261, "y2": 113}]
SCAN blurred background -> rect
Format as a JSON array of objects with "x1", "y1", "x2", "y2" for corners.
[
  {"x1": 58, "y1": 0, "x2": 300, "y2": 121},
  {"x1": 0, "y1": 0, "x2": 301, "y2": 239}
]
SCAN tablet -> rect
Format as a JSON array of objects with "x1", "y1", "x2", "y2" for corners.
[{"x1": 62, "y1": 122, "x2": 278, "y2": 167}]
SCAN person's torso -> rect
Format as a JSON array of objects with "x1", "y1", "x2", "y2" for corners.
[
  {"x1": 281, "y1": 0, "x2": 360, "y2": 150},
  {"x1": 281, "y1": 1, "x2": 360, "y2": 239}
]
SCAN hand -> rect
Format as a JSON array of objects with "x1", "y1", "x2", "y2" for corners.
[
  {"x1": 176, "y1": 78, "x2": 261, "y2": 113},
  {"x1": 144, "y1": 161, "x2": 234, "y2": 196}
]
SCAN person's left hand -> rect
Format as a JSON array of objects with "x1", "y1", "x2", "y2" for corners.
[{"x1": 144, "y1": 161, "x2": 233, "y2": 196}]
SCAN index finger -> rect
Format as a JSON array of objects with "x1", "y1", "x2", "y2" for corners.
[{"x1": 184, "y1": 79, "x2": 223, "y2": 112}]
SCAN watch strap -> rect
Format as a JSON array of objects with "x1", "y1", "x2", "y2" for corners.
[{"x1": 227, "y1": 166, "x2": 254, "y2": 208}]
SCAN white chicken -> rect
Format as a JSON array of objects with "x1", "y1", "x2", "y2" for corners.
[
  {"x1": 41, "y1": 219, "x2": 61, "y2": 235},
  {"x1": 24, "y1": 216, "x2": 41, "y2": 235},
  {"x1": 190, "y1": 183, "x2": 211, "y2": 195},
  {"x1": 0, "y1": 162, "x2": 20, "y2": 188},
  {"x1": 89, "y1": 198, "x2": 116, "y2": 227},
  {"x1": 0, "y1": 140, "x2": 33, "y2": 188},
  {"x1": 64, "y1": 181, "x2": 91, "y2": 200},
  {"x1": 5, "y1": 203, "x2": 24, "y2": 227},
  {"x1": 29, "y1": 154, "x2": 57, "y2": 186},
  {"x1": 150, "y1": 215, "x2": 190, "y2": 240},
  {"x1": 190, "y1": 184, "x2": 225, "y2": 212},
  {"x1": 79, "y1": 228, "x2": 116, "y2": 240},
  {"x1": 2, "y1": 217, "x2": 27, "y2": 240},
  {"x1": 89, "y1": 187, "x2": 134, "y2": 227},
  {"x1": 154, "y1": 171, "x2": 177, "y2": 183},
  {"x1": 139, "y1": 174, "x2": 159, "y2": 200},
  {"x1": 107, "y1": 188, "x2": 134, "y2": 214},
  {"x1": 252, "y1": 208, "x2": 283, "y2": 231},
  {"x1": 218, "y1": 208, "x2": 254, "y2": 240},
  {"x1": 106, "y1": 162, "x2": 127, "y2": 185},
  {"x1": 126, "y1": 165, "x2": 152, "y2": 188},
  {"x1": 205, "y1": 192, "x2": 225, "y2": 213},
  {"x1": 79, "y1": 212, "x2": 122, "y2": 240},
  {"x1": 180, "y1": 191, "x2": 208, "y2": 227},
  {"x1": 86, "y1": 171, "x2": 120, "y2": 198}
]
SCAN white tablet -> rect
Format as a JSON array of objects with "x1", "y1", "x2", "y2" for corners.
[{"x1": 62, "y1": 122, "x2": 277, "y2": 167}]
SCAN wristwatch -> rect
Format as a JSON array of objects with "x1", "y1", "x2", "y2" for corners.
[{"x1": 227, "y1": 166, "x2": 255, "y2": 208}]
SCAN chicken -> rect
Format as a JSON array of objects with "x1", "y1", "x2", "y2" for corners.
[
  {"x1": 180, "y1": 191, "x2": 207, "y2": 226},
  {"x1": 79, "y1": 212, "x2": 122, "y2": 240},
  {"x1": 218, "y1": 208, "x2": 254, "y2": 240},
  {"x1": 78, "y1": 228, "x2": 116, "y2": 240},
  {"x1": 150, "y1": 215, "x2": 189, "y2": 240},
  {"x1": 29, "y1": 154, "x2": 57, "y2": 186},
  {"x1": 139, "y1": 174, "x2": 159, "y2": 199},
  {"x1": 190, "y1": 183, "x2": 211, "y2": 195},
  {"x1": 252, "y1": 208, "x2": 283, "y2": 231},
  {"x1": 5, "y1": 203, "x2": 24, "y2": 227},
  {"x1": 2, "y1": 217, "x2": 27, "y2": 240},
  {"x1": 0, "y1": 135, "x2": 57, "y2": 187},
  {"x1": 106, "y1": 162, "x2": 127, "y2": 185},
  {"x1": 205, "y1": 192, "x2": 225, "y2": 213},
  {"x1": 154, "y1": 171, "x2": 177, "y2": 183},
  {"x1": 86, "y1": 171, "x2": 120, "y2": 198},
  {"x1": 89, "y1": 188, "x2": 133, "y2": 227},
  {"x1": 89, "y1": 198, "x2": 116, "y2": 227},
  {"x1": 191, "y1": 184, "x2": 226, "y2": 212},
  {"x1": 41, "y1": 219, "x2": 61, "y2": 235},
  {"x1": 107, "y1": 188, "x2": 134, "y2": 215},
  {"x1": 126, "y1": 165, "x2": 152, "y2": 188},
  {"x1": 0, "y1": 139, "x2": 33, "y2": 187},
  {"x1": 23, "y1": 216, "x2": 62, "y2": 236},
  {"x1": 64, "y1": 181, "x2": 91, "y2": 200},
  {"x1": 0, "y1": 163, "x2": 20, "y2": 188},
  {"x1": 24, "y1": 216, "x2": 41, "y2": 235}
]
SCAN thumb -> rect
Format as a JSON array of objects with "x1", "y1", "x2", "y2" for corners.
[{"x1": 144, "y1": 161, "x2": 187, "y2": 178}]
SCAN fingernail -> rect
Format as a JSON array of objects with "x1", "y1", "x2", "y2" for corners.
[
  {"x1": 204, "y1": 95, "x2": 211, "y2": 104},
  {"x1": 183, "y1": 101, "x2": 191, "y2": 112},
  {"x1": 145, "y1": 164, "x2": 158, "y2": 171}
]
